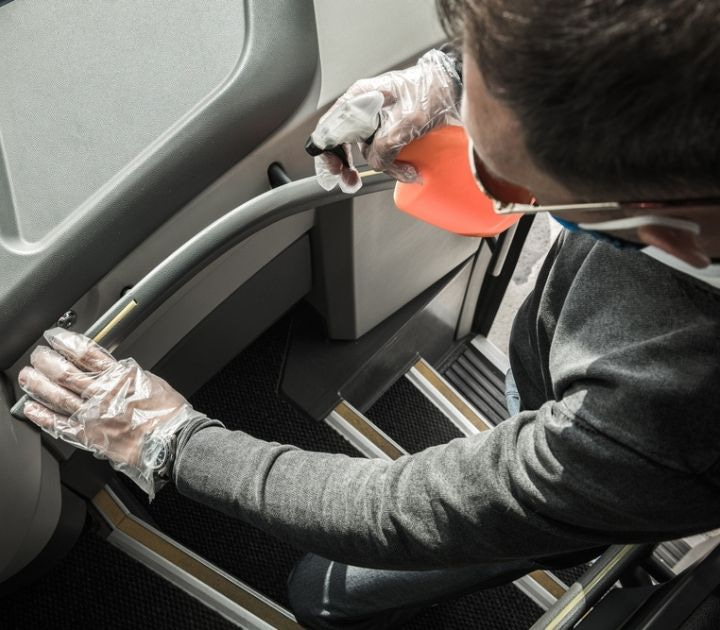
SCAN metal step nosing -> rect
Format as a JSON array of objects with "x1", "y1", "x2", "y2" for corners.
[
  {"x1": 471, "y1": 335, "x2": 511, "y2": 375},
  {"x1": 518, "y1": 571, "x2": 569, "y2": 611},
  {"x1": 93, "y1": 487, "x2": 300, "y2": 630},
  {"x1": 406, "y1": 361, "x2": 493, "y2": 436},
  {"x1": 325, "y1": 401, "x2": 408, "y2": 461},
  {"x1": 447, "y1": 363, "x2": 508, "y2": 422}
]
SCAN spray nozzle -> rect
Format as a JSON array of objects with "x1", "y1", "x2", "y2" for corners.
[{"x1": 305, "y1": 91, "x2": 384, "y2": 167}]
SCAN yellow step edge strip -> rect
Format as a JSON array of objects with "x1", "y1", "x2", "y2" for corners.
[
  {"x1": 414, "y1": 359, "x2": 493, "y2": 432},
  {"x1": 93, "y1": 488, "x2": 300, "y2": 630},
  {"x1": 334, "y1": 401, "x2": 406, "y2": 460},
  {"x1": 527, "y1": 570, "x2": 567, "y2": 600}
]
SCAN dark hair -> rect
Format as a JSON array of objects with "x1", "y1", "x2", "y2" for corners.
[{"x1": 437, "y1": 0, "x2": 720, "y2": 200}]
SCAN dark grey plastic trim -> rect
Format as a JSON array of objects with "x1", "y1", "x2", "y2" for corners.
[
  {"x1": 0, "y1": 438, "x2": 62, "y2": 583},
  {"x1": 0, "y1": 0, "x2": 319, "y2": 369},
  {"x1": 154, "y1": 235, "x2": 313, "y2": 397}
]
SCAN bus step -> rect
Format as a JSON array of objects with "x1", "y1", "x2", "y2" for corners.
[
  {"x1": 443, "y1": 336, "x2": 512, "y2": 426},
  {"x1": 93, "y1": 486, "x2": 301, "y2": 630},
  {"x1": 326, "y1": 394, "x2": 561, "y2": 624},
  {"x1": 111, "y1": 315, "x2": 358, "y2": 625},
  {"x1": 373, "y1": 356, "x2": 572, "y2": 613}
]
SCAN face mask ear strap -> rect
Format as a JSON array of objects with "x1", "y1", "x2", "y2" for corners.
[
  {"x1": 577, "y1": 215, "x2": 701, "y2": 235},
  {"x1": 552, "y1": 216, "x2": 645, "y2": 251}
]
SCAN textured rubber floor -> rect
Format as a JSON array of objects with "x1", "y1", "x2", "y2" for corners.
[
  {"x1": 368, "y1": 376, "x2": 463, "y2": 454},
  {"x1": 1, "y1": 527, "x2": 235, "y2": 630},
  {"x1": 444, "y1": 344, "x2": 508, "y2": 426}
]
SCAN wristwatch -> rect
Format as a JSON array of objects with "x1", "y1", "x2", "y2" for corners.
[{"x1": 142, "y1": 432, "x2": 179, "y2": 482}]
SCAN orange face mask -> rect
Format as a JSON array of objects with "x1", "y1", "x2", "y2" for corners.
[{"x1": 393, "y1": 126, "x2": 522, "y2": 236}]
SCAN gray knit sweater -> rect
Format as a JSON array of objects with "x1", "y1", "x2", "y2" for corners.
[{"x1": 173, "y1": 231, "x2": 720, "y2": 570}]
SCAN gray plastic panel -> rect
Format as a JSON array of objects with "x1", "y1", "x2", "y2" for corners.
[
  {"x1": 0, "y1": 388, "x2": 61, "y2": 582},
  {"x1": 0, "y1": 1, "x2": 246, "y2": 242},
  {"x1": 116, "y1": 212, "x2": 316, "y2": 371},
  {"x1": 314, "y1": 0, "x2": 445, "y2": 103},
  {"x1": 154, "y1": 235, "x2": 313, "y2": 397},
  {"x1": 311, "y1": 193, "x2": 480, "y2": 340},
  {"x1": 0, "y1": 0, "x2": 318, "y2": 369}
]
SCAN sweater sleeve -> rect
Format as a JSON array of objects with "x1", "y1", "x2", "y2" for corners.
[{"x1": 172, "y1": 393, "x2": 713, "y2": 570}]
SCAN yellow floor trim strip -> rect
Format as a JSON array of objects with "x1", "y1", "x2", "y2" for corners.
[
  {"x1": 528, "y1": 569, "x2": 567, "y2": 600},
  {"x1": 335, "y1": 401, "x2": 406, "y2": 460},
  {"x1": 93, "y1": 489, "x2": 300, "y2": 630},
  {"x1": 414, "y1": 359, "x2": 493, "y2": 432}
]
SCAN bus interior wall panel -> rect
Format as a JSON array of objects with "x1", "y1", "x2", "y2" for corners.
[{"x1": 282, "y1": 259, "x2": 474, "y2": 421}]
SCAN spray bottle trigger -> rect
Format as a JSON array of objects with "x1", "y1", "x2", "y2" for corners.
[{"x1": 304, "y1": 138, "x2": 351, "y2": 169}]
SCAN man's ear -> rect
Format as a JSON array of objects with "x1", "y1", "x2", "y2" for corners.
[{"x1": 636, "y1": 224, "x2": 710, "y2": 268}]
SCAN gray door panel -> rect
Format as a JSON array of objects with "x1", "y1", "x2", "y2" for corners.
[
  {"x1": 0, "y1": 0, "x2": 318, "y2": 369},
  {"x1": 0, "y1": 391, "x2": 61, "y2": 582}
]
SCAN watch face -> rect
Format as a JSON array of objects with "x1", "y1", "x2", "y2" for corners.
[
  {"x1": 140, "y1": 432, "x2": 179, "y2": 482},
  {"x1": 141, "y1": 439, "x2": 170, "y2": 471},
  {"x1": 154, "y1": 444, "x2": 169, "y2": 468}
]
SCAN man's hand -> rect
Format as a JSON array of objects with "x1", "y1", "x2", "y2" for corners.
[
  {"x1": 18, "y1": 328, "x2": 207, "y2": 497},
  {"x1": 312, "y1": 49, "x2": 462, "y2": 192}
]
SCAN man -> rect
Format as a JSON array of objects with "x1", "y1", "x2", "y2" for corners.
[{"x1": 17, "y1": 1, "x2": 720, "y2": 628}]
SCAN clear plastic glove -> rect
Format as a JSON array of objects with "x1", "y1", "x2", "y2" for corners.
[
  {"x1": 18, "y1": 328, "x2": 207, "y2": 498},
  {"x1": 311, "y1": 48, "x2": 462, "y2": 193}
]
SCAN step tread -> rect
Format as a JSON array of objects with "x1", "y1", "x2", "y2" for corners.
[{"x1": 367, "y1": 377, "x2": 464, "y2": 454}]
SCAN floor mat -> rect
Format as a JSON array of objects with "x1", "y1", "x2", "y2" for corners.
[{"x1": 1, "y1": 527, "x2": 234, "y2": 630}]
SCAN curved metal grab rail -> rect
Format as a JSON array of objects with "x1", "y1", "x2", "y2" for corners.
[
  {"x1": 12, "y1": 172, "x2": 393, "y2": 418},
  {"x1": 530, "y1": 544, "x2": 653, "y2": 630}
]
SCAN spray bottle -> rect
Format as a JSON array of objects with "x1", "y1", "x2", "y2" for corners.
[{"x1": 306, "y1": 93, "x2": 520, "y2": 237}]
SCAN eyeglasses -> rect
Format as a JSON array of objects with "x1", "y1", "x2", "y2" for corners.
[{"x1": 467, "y1": 141, "x2": 720, "y2": 218}]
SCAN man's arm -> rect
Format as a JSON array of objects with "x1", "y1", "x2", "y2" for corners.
[
  {"x1": 20, "y1": 328, "x2": 719, "y2": 570},
  {"x1": 173, "y1": 393, "x2": 713, "y2": 570}
]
